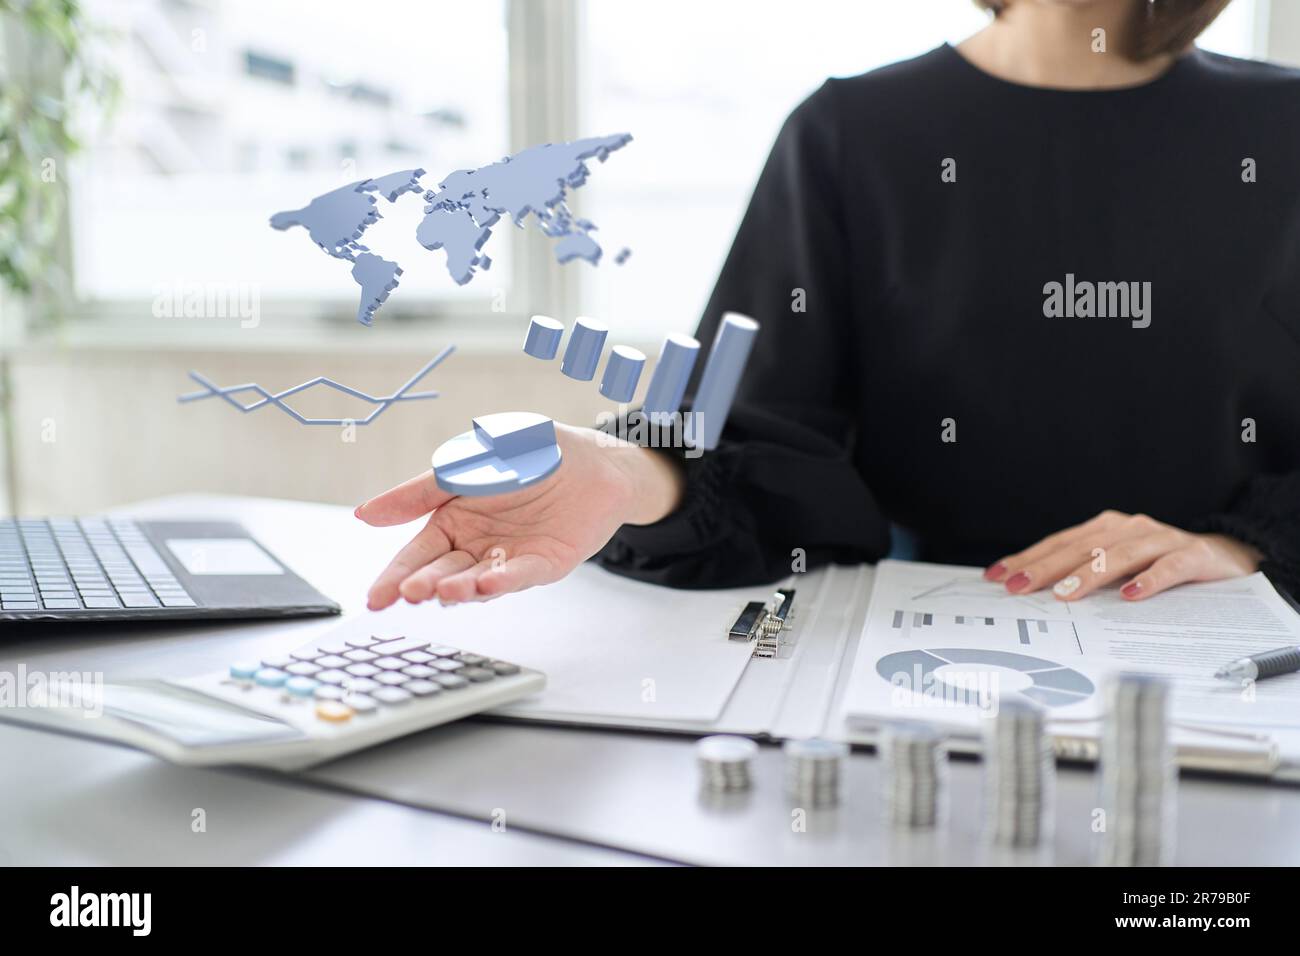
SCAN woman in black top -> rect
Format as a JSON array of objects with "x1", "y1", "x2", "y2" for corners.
[{"x1": 358, "y1": 0, "x2": 1300, "y2": 612}]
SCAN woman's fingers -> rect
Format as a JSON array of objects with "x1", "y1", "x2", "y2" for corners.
[
  {"x1": 397, "y1": 550, "x2": 478, "y2": 604},
  {"x1": 366, "y1": 517, "x2": 452, "y2": 610},
  {"x1": 1048, "y1": 531, "x2": 1182, "y2": 601},
  {"x1": 432, "y1": 553, "x2": 559, "y2": 605},
  {"x1": 1119, "y1": 541, "x2": 1217, "y2": 601},
  {"x1": 356, "y1": 471, "x2": 455, "y2": 527},
  {"x1": 985, "y1": 511, "x2": 1123, "y2": 582},
  {"x1": 475, "y1": 554, "x2": 558, "y2": 599}
]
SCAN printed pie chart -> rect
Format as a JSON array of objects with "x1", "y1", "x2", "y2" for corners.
[
  {"x1": 876, "y1": 647, "x2": 1095, "y2": 708},
  {"x1": 432, "y1": 411, "x2": 563, "y2": 497}
]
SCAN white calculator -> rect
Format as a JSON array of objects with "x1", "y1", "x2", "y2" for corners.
[{"x1": 17, "y1": 626, "x2": 545, "y2": 770}]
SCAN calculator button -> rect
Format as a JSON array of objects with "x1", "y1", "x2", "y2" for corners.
[
  {"x1": 490, "y1": 661, "x2": 520, "y2": 676},
  {"x1": 343, "y1": 649, "x2": 378, "y2": 663},
  {"x1": 460, "y1": 667, "x2": 495, "y2": 683},
  {"x1": 454, "y1": 653, "x2": 487, "y2": 666},
  {"x1": 373, "y1": 687, "x2": 411, "y2": 706},
  {"x1": 316, "y1": 701, "x2": 353, "y2": 722},
  {"x1": 315, "y1": 655, "x2": 350, "y2": 669},
  {"x1": 314, "y1": 685, "x2": 346, "y2": 701},
  {"x1": 403, "y1": 680, "x2": 442, "y2": 697},
  {"x1": 315, "y1": 669, "x2": 349, "y2": 685},
  {"x1": 373, "y1": 657, "x2": 407, "y2": 671},
  {"x1": 290, "y1": 648, "x2": 322, "y2": 662},
  {"x1": 401, "y1": 664, "x2": 436, "y2": 679},
  {"x1": 261, "y1": 655, "x2": 291, "y2": 669},
  {"x1": 428, "y1": 646, "x2": 458, "y2": 657},
  {"x1": 317, "y1": 641, "x2": 349, "y2": 655},
  {"x1": 255, "y1": 668, "x2": 288, "y2": 688},
  {"x1": 229, "y1": 661, "x2": 259, "y2": 680},
  {"x1": 432, "y1": 659, "x2": 464, "y2": 672},
  {"x1": 345, "y1": 663, "x2": 380, "y2": 678},
  {"x1": 375, "y1": 672, "x2": 408, "y2": 686},
  {"x1": 345, "y1": 635, "x2": 384, "y2": 649},
  {"x1": 343, "y1": 694, "x2": 378, "y2": 714},
  {"x1": 286, "y1": 661, "x2": 321, "y2": 676},
  {"x1": 285, "y1": 676, "x2": 319, "y2": 697},
  {"x1": 401, "y1": 650, "x2": 435, "y2": 664},
  {"x1": 434, "y1": 674, "x2": 468, "y2": 690},
  {"x1": 343, "y1": 677, "x2": 380, "y2": 694},
  {"x1": 369, "y1": 636, "x2": 432, "y2": 657}
]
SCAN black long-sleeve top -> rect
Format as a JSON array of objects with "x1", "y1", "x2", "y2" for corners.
[{"x1": 597, "y1": 44, "x2": 1300, "y2": 597}]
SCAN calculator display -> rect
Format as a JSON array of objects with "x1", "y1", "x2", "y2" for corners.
[{"x1": 100, "y1": 682, "x2": 304, "y2": 747}]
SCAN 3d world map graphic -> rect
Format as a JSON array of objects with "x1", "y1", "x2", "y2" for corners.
[{"x1": 270, "y1": 134, "x2": 633, "y2": 326}]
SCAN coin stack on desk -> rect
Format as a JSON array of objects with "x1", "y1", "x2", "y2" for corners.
[
  {"x1": 879, "y1": 722, "x2": 947, "y2": 829},
  {"x1": 983, "y1": 698, "x2": 1055, "y2": 848},
  {"x1": 1099, "y1": 674, "x2": 1177, "y2": 866},
  {"x1": 783, "y1": 738, "x2": 849, "y2": 807},
  {"x1": 696, "y1": 735, "x2": 758, "y2": 793}
]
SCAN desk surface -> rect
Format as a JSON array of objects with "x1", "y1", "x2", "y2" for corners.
[{"x1": 3, "y1": 494, "x2": 1298, "y2": 866}]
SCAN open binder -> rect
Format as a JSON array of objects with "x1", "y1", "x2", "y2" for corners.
[{"x1": 364, "y1": 559, "x2": 1299, "y2": 782}]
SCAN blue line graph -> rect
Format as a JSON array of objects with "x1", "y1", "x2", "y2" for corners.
[{"x1": 178, "y1": 345, "x2": 454, "y2": 425}]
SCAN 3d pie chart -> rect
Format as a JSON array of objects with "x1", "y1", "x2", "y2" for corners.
[
  {"x1": 432, "y1": 412, "x2": 563, "y2": 497},
  {"x1": 876, "y1": 648, "x2": 1095, "y2": 709}
]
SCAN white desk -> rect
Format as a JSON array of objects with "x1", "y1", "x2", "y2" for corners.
[{"x1": 2, "y1": 494, "x2": 1298, "y2": 866}]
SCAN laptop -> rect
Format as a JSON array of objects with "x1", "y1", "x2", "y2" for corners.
[{"x1": 0, "y1": 516, "x2": 339, "y2": 622}]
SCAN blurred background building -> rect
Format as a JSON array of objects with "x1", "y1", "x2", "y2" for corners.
[{"x1": 0, "y1": 0, "x2": 1289, "y2": 515}]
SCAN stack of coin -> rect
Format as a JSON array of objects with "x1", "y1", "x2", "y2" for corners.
[
  {"x1": 879, "y1": 722, "x2": 947, "y2": 829},
  {"x1": 982, "y1": 698, "x2": 1055, "y2": 848},
  {"x1": 1099, "y1": 674, "x2": 1177, "y2": 866},
  {"x1": 696, "y1": 735, "x2": 758, "y2": 793},
  {"x1": 783, "y1": 738, "x2": 849, "y2": 806}
]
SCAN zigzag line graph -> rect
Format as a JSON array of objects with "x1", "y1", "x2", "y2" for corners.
[{"x1": 177, "y1": 345, "x2": 455, "y2": 425}]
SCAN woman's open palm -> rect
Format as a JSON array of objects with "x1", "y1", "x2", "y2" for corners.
[{"x1": 356, "y1": 424, "x2": 673, "y2": 608}]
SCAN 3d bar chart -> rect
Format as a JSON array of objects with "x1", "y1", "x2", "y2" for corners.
[
  {"x1": 519, "y1": 311, "x2": 760, "y2": 450},
  {"x1": 687, "y1": 312, "x2": 759, "y2": 450},
  {"x1": 641, "y1": 332, "x2": 701, "y2": 423},
  {"x1": 523, "y1": 315, "x2": 565, "y2": 360},
  {"x1": 560, "y1": 317, "x2": 609, "y2": 381},
  {"x1": 599, "y1": 346, "x2": 646, "y2": 402}
]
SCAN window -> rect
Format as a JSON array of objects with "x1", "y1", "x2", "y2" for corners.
[
  {"x1": 66, "y1": 0, "x2": 1268, "y2": 335},
  {"x1": 72, "y1": 0, "x2": 511, "y2": 318}
]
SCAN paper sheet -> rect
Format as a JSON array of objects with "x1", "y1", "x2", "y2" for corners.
[
  {"x1": 357, "y1": 562, "x2": 759, "y2": 724},
  {"x1": 839, "y1": 560, "x2": 1300, "y2": 739}
]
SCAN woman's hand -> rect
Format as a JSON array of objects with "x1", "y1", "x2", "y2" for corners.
[
  {"x1": 983, "y1": 511, "x2": 1263, "y2": 602},
  {"x1": 356, "y1": 423, "x2": 684, "y2": 610}
]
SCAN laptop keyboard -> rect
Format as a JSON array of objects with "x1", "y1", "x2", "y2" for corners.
[{"x1": 0, "y1": 518, "x2": 196, "y2": 611}]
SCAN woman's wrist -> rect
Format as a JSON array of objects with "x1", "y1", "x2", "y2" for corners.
[{"x1": 616, "y1": 443, "x2": 686, "y2": 526}]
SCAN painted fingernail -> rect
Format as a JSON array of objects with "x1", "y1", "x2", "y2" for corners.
[
  {"x1": 354, "y1": 505, "x2": 363, "y2": 518},
  {"x1": 1053, "y1": 575, "x2": 1081, "y2": 597},
  {"x1": 1121, "y1": 581, "x2": 1143, "y2": 599},
  {"x1": 984, "y1": 561, "x2": 1008, "y2": 581},
  {"x1": 1006, "y1": 571, "x2": 1031, "y2": 592}
]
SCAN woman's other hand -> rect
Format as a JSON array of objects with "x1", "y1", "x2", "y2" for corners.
[
  {"x1": 356, "y1": 423, "x2": 684, "y2": 609},
  {"x1": 983, "y1": 511, "x2": 1263, "y2": 602}
]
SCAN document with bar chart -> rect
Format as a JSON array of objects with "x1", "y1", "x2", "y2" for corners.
[{"x1": 838, "y1": 559, "x2": 1300, "y2": 744}]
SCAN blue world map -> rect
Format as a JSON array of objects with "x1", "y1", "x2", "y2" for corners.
[{"x1": 269, "y1": 134, "x2": 632, "y2": 325}]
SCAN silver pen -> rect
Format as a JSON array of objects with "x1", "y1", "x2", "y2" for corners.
[{"x1": 1214, "y1": 645, "x2": 1300, "y2": 682}]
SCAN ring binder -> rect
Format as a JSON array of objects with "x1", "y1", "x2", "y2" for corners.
[{"x1": 729, "y1": 588, "x2": 796, "y2": 659}]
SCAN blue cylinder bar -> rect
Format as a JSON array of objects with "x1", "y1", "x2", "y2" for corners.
[
  {"x1": 641, "y1": 332, "x2": 700, "y2": 424},
  {"x1": 599, "y1": 345, "x2": 646, "y2": 403},
  {"x1": 523, "y1": 314, "x2": 564, "y2": 360},
  {"x1": 560, "y1": 316, "x2": 608, "y2": 381},
  {"x1": 687, "y1": 312, "x2": 759, "y2": 451}
]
